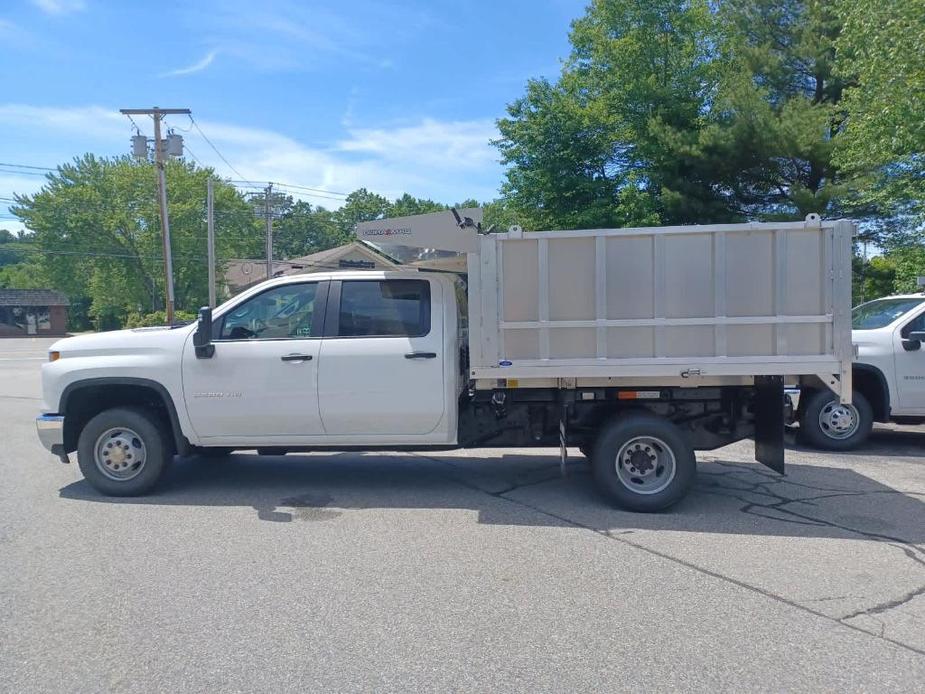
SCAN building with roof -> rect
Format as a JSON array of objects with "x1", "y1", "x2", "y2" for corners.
[
  {"x1": 223, "y1": 241, "x2": 400, "y2": 294},
  {"x1": 0, "y1": 289, "x2": 69, "y2": 337}
]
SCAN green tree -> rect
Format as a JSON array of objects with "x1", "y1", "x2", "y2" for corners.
[
  {"x1": 495, "y1": 0, "x2": 921, "y2": 228},
  {"x1": 835, "y1": 0, "x2": 925, "y2": 176},
  {"x1": 0, "y1": 229, "x2": 32, "y2": 267},
  {"x1": 834, "y1": 0, "x2": 925, "y2": 244},
  {"x1": 852, "y1": 254, "x2": 896, "y2": 304},
  {"x1": 273, "y1": 199, "x2": 342, "y2": 259},
  {"x1": 712, "y1": 0, "x2": 854, "y2": 219},
  {"x1": 495, "y1": 0, "x2": 725, "y2": 229},
  {"x1": 333, "y1": 188, "x2": 391, "y2": 239},
  {"x1": 9, "y1": 155, "x2": 261, "y2": 327},
  {"x1": 885, "y1": 247, "x2": 925, "y2": 294},
  {"x1": 389, "y1": 193, "x2": 446, "y2": 218}
]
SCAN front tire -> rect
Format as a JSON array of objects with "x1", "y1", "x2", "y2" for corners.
[
  {"x1": 76, "y1": 407, "x2": 171, "y2": 496},
  {"x1": 591, "y1": 413, "x2": 696, "y2": 512},
  {"x1": 798, "y1": 389, "x2": 873, "y2": 451}
]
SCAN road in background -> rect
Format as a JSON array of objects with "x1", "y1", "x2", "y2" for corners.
[{"x1": 2, "y1": 337, "x2": 924, "y2": 691}]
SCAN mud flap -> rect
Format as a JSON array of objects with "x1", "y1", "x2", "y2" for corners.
[{"x1": 754, "y1": 375, "x2": 785, "y2": 474}]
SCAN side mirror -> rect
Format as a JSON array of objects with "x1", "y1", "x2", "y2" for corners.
[
  {"x1": 194, "y1": 306, "x2": 215, "y2": 358},
  {"x1": 903, "y1": 331, "x2": 925, "y2": 352}
]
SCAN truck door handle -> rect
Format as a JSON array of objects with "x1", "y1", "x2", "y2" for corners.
[
  {"x1": 405, "y1": 352, "x2": 437, "y2": 359},
  {"x1": 281, "y1": 353, "x2": 313, "y2": 362}
]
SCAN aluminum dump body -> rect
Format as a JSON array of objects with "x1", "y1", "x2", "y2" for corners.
[{"x1": 466, "y1": 217, "x2": 854, "y2": 398}]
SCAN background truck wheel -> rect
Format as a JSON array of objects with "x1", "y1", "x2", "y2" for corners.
[
  {"x1": 590, "y1": 413, "x2": 696, "y2": 512},
  {"x1": 798, "y1": 389, "x2": 873, "y2": 451},
  {"x1": 76, "y1": 406, "x2": 171, "y2": 496}
]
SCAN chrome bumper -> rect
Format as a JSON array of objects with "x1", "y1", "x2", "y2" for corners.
[{"x1": 36, "y1": 414, "x2": 65, "y2": 453}]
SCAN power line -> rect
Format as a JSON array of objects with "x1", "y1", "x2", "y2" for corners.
[
  {"x1": 228, "y1": 181, "x2": 347, "y2": 203},
  {"x1": 7, "y1": 245, "x2": 385, "y2": 273},
  {"x1": 0, "y1": 162, "x2": 56, "y2": 171},
  {"x1": 0, "y1": 168, "x2": 50, "y2": 178},
  {"x1": 271, "y1": 181, "x2": 349, "y2": 198},
  {"x1": 187, "y1": 114, "x2": 259, "y2": 188},
  {"x1": 229, "y1": 179, "x2": 348, "y2": 198},
  {"x1": 181, "y1": 142, "x2": 207, "y2": 170},
  {"x1": 164, "y1": 116, "x2": 194, "y2": 133},
  {"x1": 0, "y1": 160, "x2": 352, "y2": 202}
]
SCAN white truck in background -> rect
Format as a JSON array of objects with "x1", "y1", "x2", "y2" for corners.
[
  {"x1": 790, "y1": 293, "x2": 925, "y2": 450},
  {"x1": 36, "y1": 210, "x2": 855, "y2": 512}
]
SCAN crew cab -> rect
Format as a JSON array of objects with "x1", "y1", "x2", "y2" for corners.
[
  {"x1": 36, "y1": 211, "x2": 856, "y2": 511},
  {"x1": 791, "y1": 293, "x2": 925, "y2": 449}
]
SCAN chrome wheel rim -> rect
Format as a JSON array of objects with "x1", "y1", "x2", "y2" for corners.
[
  {"x1": 818, "y1": 401, "x2": 860, "y2": 440},
  {"x1": 615, "y1": 436, "x2": 676, "y2": 495},
  {"x1": 94, "y1": 427, "x2": 147, "y2": 481}
]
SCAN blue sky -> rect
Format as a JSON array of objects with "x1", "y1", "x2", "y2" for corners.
[{"x1": 0, "y1": 0, "x2": 585, "y2": 232}]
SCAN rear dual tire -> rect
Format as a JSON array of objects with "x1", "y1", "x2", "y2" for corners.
[{"x1": 590, "y1": 413, "x2": 696, "y2": 512}]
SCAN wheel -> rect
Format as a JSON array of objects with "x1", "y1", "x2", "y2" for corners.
[
  {"x1": 798, "y1": 389, "x2": 873, "y2": 451},
  {"x1": 76, "y1": 407, "x2": 171, "y2": 496},
  {"x1": 256, "y1": 447, "x2": 288, "y2": 456},
  {"x1": 590, "y1": 413, "x2": 696, "y2": 512}
]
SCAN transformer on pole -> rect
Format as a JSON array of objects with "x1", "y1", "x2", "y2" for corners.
[{"x1": 119, "y1": 107, "x2": 191, "y2": 324}]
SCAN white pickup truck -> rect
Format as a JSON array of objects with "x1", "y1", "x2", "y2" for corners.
[
  {"x1": 36, "y1": 210, "x2": 855, "y2": 511},
  {"x1": 790, "y1": 293, "x2": 925, "y2": 450}
]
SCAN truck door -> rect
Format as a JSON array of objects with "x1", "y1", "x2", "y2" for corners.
[
  {"x1": 181, "y1": 281, "x2": 327, "y2": 441},
  {"x1": 893, "y1": 309, "x2": 925, "y2": 413},
  {"x1": 317, "y1": 278, "x2": 445, "y2": 436}
]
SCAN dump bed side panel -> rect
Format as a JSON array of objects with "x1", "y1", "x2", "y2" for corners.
[{"x1": 469, "y1": 219, "x2": 854, "y2": 396}]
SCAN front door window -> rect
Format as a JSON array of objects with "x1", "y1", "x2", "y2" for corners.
[{"x1": 220, "y1": 283, "x2": 319, "y2": 340}]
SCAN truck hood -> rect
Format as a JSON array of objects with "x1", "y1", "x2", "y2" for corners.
[{"x1": 50, "y1": 325, "x2": 194, "y2": 357}]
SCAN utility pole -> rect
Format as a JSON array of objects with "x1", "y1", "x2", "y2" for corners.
[
  {"x1": 264, "y1": 183, "x2": 273, "y2": 281},
  {"x1": 120, "y1": 107, "x2": 190, "y2": 324},
  {"x1": 248, "y1": 185, "x2": 286, "y2": 280},
  {"x1": 207, "y1": 177, "x2": 216, "y2": 308}
]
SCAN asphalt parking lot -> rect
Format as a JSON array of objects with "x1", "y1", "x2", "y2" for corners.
[{"x1": 2, "y1": 337, "x2": 924, "y2": 692}]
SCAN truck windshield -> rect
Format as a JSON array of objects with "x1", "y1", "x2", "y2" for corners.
[{"x1": 852, "y1": 298, "x2": 925, "y2": 329}]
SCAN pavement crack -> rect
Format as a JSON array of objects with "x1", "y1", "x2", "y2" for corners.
[
  {"x1": 412, "y1": 451, "x2": 925, "y2": 659},
  {"x1": 840, "y1": 583, "x2": 925, "y2": 621},
  {"x1": 696, "y1": 469, "x2": 925, "y2": 568},
  {"x1": 506, "y1": 489, "x2": 925, "y2": 658},
  {"x1": 423, "y1": 454, "x2": 588, "y2": 496}
]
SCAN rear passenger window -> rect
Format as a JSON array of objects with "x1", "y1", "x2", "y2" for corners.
[{"x1": 338, "y1": 280, "x2": 430, "y2": 337}]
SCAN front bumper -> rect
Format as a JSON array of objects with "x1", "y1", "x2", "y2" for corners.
[{"x1": 36, "y1": 414, "x2": 65, "y2": 455}]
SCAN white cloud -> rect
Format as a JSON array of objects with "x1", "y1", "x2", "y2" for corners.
[
  {"x1": 31, "y1": 0, "x2": 86, "y2": 15},
  {"x1": 338, "y1": 118, "x2": 499, "y2": 171},
  {"x1": 160, "y1": 50, "x2": 219, "y2": 78},
  {"x1": 181, "y1": 1, "x2": 440, "y2": 73},
  {"x1": 186, "y1": 117, "x2": 502, "y2": 204},
  {"x1": 0, "y1": 104, "x2": 124, "y2": 141},
  {"x1": 0, "y1": 104, "x2": 503, "y2": 211}
]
